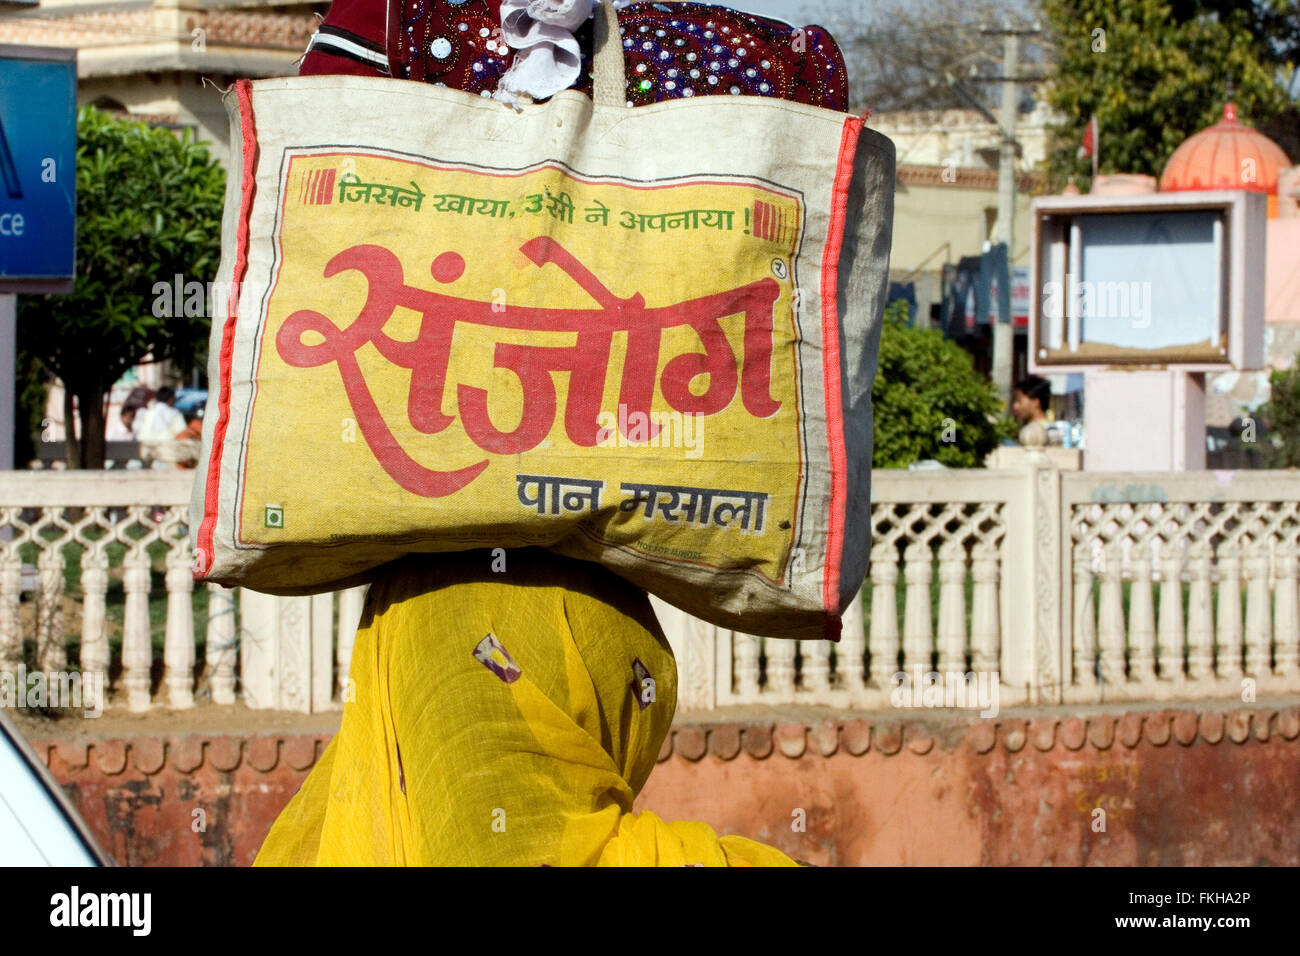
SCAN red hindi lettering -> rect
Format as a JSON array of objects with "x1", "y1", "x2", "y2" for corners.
[{"x1": 275, "y1": 237, "x2": 782, "y2": 497}]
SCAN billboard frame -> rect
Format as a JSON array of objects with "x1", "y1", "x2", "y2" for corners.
[{"x1": 1028, "y1": 190, "x2": 1266, "y2": 374}]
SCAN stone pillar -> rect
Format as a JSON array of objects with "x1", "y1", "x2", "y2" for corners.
[
  {"x1": 239, "y1": 588, "x2": 337, "y2": 712},
  {"x1": 206, "y1": 583, "x2": 237, "y2": 705},
  {"x1": 238, "y1": 588, "x2": 277, "y2": 710},
  {"x1": 648, "y1": 595, "x2": 716, "y2": 712},
  {"x1": 1001, "y1": 424, "x2": 1064, "y2": 704}
]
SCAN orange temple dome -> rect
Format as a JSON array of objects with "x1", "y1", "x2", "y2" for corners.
[{"x1": 1159, "y1": 103, "x2": 1292, "y2": 216}]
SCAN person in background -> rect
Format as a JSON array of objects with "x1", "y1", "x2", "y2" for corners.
[
  {"x1": 1011, "y1": 375, "x2": 1067, "y2": 446},
  {"x1": 120, "y1": 386, "x2": 154, "y2": 438},
  {"x1": 1011, "y1": 375, "x2": 1052, "y2": 428},
  {"x1": 141, "y1": 401, "x2": 203, "y2": 522},
  {"x1": 105, "y1": 405, "x2": 137, "y2": 442},
  {"x1": 173, "y1": 410, "x2": 204, "y2": 470},
  {"x1": 136, "y1": 386, "x2": 189, "y2": 468}
]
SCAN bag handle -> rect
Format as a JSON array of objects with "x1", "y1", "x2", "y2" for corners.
[{"x1": 592, "y1": 0, "x2": 627, "y2": 108}]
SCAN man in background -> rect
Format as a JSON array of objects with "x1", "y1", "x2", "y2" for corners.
[
  {"x1": 174, "y1": 410, "x2": 204, "y2": 470},
  {"x1": 1011, "y1": 375, "x2": 1052, "y2": 428},
  {"x1": 1011, "y1": 375, "x2": 1068, "y2": 446},
  {"x1": 136, "y1": 386, "x2": 191, "y2": 468},
  {"x1": 105, "y1": 405, "x2": 137, "y2": 442}
]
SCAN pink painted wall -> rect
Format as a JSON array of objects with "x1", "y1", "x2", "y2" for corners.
[
  {"x1": 27, "y1": 705, "x2": 1300, "y2": 866},
  {"x1": 1267, "y1": 219, "x2": 1300, "y2": 325},
  {"x1": 637, "y1": 709, "x2": 1300, "y2": 865}
]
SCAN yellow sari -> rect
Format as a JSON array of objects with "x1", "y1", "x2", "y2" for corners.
[{"x1": 255, "y1": 548, "x2": 797, "y2": 866}]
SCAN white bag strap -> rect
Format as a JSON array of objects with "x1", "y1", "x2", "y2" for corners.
[{"x1": 592, "y1": 0, "x2": 627, "y2": 108}]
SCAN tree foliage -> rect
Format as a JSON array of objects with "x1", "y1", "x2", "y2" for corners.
[
  {"x1": 871, "y1": 302, "x2": 1014, "y2": 468},
  {"x1": 1259, "y1": 356, "x2": 1300, "y2": 468},
  {"x1": 1043, "y1": 0, "x2": 1299, "y2": 189},
  {"x1": 17, "y1": 106, "x2": 225, "y2": 468},
  {"x1": 13, "y1": 355, "x2": 51, "y2": 469}
]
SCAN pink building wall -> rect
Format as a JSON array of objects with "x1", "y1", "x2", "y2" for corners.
[{"x1": 25, "y1": 705, "x2": 1300, "y2": 866}]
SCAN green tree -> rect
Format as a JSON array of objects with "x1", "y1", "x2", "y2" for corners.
[
  {"x1": 1259, "y1": 357, "x2": 1300, "y2": 468},
  {"x1": 13, "y1": 354, "x2": 52, "y2": 469},
  {"x1": 1042, "y1": 0, "x2": 1297, "y2": 190},
  {"x1": 872, "y1": 302, "x2": 1015, "y2": 468},
  {"x1": 17, "y1": 106, "x2": 225, "y2": 468}
]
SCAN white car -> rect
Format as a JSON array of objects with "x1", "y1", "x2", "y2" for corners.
[{"x1": 0, "y1": 709, "x2": 110, "y2": 866}]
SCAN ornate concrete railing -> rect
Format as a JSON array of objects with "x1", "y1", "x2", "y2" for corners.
[
  {"x1": 661, "y1": 454, "x2": 1300, "y2": 712},
  {"x1": 2, "y1": 459, "x2": 1298, "y2": 715},
  {"x1": 0, "y1": 472, "x2": 364, "y2": 714},
  {"x1": 1061, "y1": 471, "x2": 1300, "y2": 703}
]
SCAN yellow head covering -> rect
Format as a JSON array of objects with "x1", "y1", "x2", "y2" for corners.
[{"x1": 255, "y1": 548, "x2": 796, "y2": 866}]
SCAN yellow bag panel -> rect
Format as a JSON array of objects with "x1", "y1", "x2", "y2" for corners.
[{"x1": 242, "y1": 154, "x2": 805, "y2": 586}]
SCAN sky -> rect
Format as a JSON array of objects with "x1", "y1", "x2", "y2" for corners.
[
  {"x1": 711, "y1": 0, "x2": 853, "y2": 24},
  {"x1": 709, "y1": 0, "x2": 1032, "y2": 28}
]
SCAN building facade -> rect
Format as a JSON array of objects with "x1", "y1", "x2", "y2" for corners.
[{"x1": 2, "y1": 0, "x2": 320, "y2": 156}]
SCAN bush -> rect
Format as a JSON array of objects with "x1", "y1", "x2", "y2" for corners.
[
  {"x1": 871, "y1": 301, "x2": 1014, "y2": 468},
  {"x1": 1259, "y1": 356, "x2": 1300, "y2": 468}
]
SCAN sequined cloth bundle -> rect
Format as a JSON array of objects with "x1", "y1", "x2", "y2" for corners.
[{"x1": 302, "y1": 0, "x2": 849, "y2": 112}]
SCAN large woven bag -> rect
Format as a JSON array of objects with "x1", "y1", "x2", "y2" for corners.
[{"x1": 190, "y1": 0, "x2": 895, "y2": 640}]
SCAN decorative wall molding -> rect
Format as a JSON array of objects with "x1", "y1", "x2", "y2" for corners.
[
  {"x1": 26, "y1": 705, "x2": 1299, "y2": 778},
  {"x1": 28, "y1": 732, "x2": 333, "y2": 776},
  {"x1": 896, "y1": 164, "x2": 1045, "y2": 193},
  {"x1": 656, "y1": 706, "x2": 1300, "y2": 762}
]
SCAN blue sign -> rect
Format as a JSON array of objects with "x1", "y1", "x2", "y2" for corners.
[{"x1": 0, "y1": 47, "x2": 77, "y2": 282}]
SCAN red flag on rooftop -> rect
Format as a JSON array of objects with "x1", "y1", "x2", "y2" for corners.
[
  {"x1": 1078, "y1": 114, "x2": 1099, "y2": 179},
  {"x1": 1078, "y1": 115, "x2": 1096, "y2": 157}
]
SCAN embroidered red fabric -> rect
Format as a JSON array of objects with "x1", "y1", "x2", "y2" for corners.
[{"x1": 300, "y1": 0, "x2": 849, "y2": 112}]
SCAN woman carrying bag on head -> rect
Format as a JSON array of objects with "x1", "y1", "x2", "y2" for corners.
[{"x1": 254, "y1": 0, "x2": 855, "y2": 867}]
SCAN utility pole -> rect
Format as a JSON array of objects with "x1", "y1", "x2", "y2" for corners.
[
  {"x1": 977, "y1": 22, "x2": 1042, "y2": 405},
  {"x1": 992, "y1": 30, "x2": 1018, "y2": 405}
]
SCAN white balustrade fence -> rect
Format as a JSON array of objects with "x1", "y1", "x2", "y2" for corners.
[
  {"x1": 2, "y1": 457, "x2": 1297, "y2": 715},
  {"x1": 661, "y1": 454, "x2": 1300, "y2": 712},
  {"x1": 0, "y1": 472, "x2": 364, "y2": 714}
]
